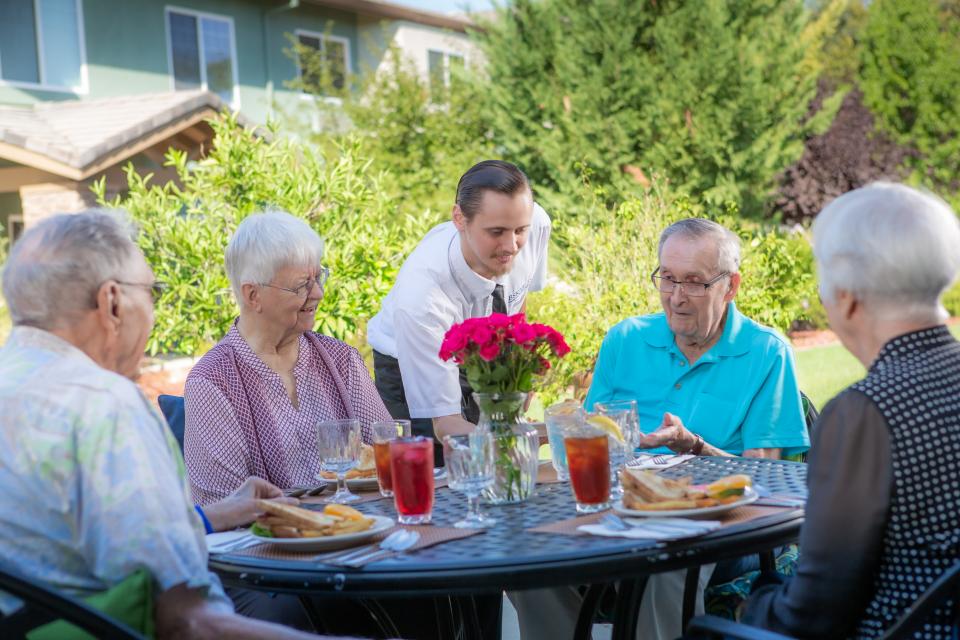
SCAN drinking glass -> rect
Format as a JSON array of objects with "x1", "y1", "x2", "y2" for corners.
[
  {"x1": 563, "y1": 422, "x2": 611, "y2": 513},
  {"x1": 371, "y1": 420, "x2": 411, "y2": 498},
  {"x1": 390, "y1": 436, "x2": 435, "y2": 524},
  {"x1": 595, "y1": 400, "x2": 641, "y2": 499},
  {"x1": 544, "y1": 400, "x2": 585, "y2": 481},
  {"x1": 595, "y1": 399, "x2": 642, "y2": 452},
  {"x1": 444, "y1": 433, "x2": 496, "y2": 529},
  {"x1": 316, "y1": 418, "x2": 362, "y2": 504}
]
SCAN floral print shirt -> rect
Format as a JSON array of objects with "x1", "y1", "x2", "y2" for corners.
[{"x1": 0, "y1": 327, "x2": 229, "y2": 614}]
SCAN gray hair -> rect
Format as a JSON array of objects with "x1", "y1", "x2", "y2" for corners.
[
  {"x1": 225, "y1": 209, "x2": 325, "y2": 300},
  {"x1": 658, "y1": 218, "x2": 741, "y2": 273},
  {"x1": 2, "y1": 209, "x2": 139, "y2": 329},
  {"x1": 813, "y1": 182, "x2": 960, "y2": 321}
]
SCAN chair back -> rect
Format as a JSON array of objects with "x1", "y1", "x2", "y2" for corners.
[
  {"x1": 881, "y1": 559, "x2": 960, "y2": 639},
  {"x1": 799, "y1": 391, "x2": 818, "y2": 463},
  {"x1": 0, "y1": 567, "x2": 144, "y2": 639},
  {"x1": 157, "y1": 394, "x2": 185, "y2": 452}
]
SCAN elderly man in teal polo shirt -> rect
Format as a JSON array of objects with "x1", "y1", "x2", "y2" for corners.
[
  {"x1": 586, "y1": 218, "x2": 808, "y2": 458},
  {"x1": 510, "y1": 219, "x2": 808, "y2": 640}
]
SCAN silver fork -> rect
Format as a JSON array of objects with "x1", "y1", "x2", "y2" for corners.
[
  {"x1": 284, "y1": 484, "x2": 328, "y2": 498},
  {"x1": 324, "y1": 530, "x2": 420, "y2": 566},
  {"x1": 651, "y1": 455, "x2": 668, "y2": 465}
]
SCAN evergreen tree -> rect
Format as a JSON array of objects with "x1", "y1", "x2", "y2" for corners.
[
  {"x1": 860, "y1": 0, "x2": 960, "y2": 193},
  {"x1": 476, "y1": 0, "x2": 820, "y2": 217}
]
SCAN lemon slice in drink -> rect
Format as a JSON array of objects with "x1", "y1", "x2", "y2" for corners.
[{"x1": 586, "y1": 415, "x2": 625, "y2": 443}]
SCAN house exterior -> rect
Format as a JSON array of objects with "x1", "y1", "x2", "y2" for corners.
[{"x1": 0, "y1": 0, "x2": 479, "y2": 239}]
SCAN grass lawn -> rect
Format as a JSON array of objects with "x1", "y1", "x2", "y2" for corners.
[{"x1": 796, "y1": 324, "x2": 960, "y2": 411}]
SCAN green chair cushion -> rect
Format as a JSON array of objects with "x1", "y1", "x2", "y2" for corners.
[{"x1": 27, "y1": 568, "x2": 154, "y2": 639}]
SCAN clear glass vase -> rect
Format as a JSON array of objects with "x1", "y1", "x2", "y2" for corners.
[{"x1": 472, "y1": 392, "x2": 538, "y2": 504}]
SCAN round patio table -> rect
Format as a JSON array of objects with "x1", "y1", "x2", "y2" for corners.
[{"x1": 210, "y1": 456, "x2": 806, "y2": 640}]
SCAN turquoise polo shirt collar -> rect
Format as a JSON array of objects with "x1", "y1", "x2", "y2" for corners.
[{"x1": 643, "y1": 302, "x2": 751, "y2": 363}]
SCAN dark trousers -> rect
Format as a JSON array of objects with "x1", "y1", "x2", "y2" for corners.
[
  {"x1": 230, "y1": 587, "x2": 502, "y2": 639},
  {"x1": 372, "y1": 350, "x2": 480, "y2": 467}
]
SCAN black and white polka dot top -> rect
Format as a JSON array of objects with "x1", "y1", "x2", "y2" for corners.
[{"x1": 850, "y1": 325, "x2": 960, "y2": 639}]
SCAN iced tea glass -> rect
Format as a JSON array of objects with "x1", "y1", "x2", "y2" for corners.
[
  {"x1": 389, "y1": 436, "x2": 435, "y2": 524},
  {"x1": 563, "y1": 423, "x2": 611, "y2": 513},
  {"x1": 316, "y1": 418, "x2": 362, "y2": 504},
  {"x1": 544, "y1": 400, "x2": 585, "y2": 481},
  {"x1": 371, "y1": 420, "x2": 411, "y2": 498}
]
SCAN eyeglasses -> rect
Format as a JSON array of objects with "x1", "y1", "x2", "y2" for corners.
[
  {"x1": 116, "y1": 280, "x2": 169, "y2": 303},
  {"x1": 260, "y1": 266, "x2": 331, "y2": 298},
  {"x1": 650, "y1": 267, "x2": 729, "y2": 298}
]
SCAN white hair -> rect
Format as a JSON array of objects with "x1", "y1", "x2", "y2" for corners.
[
  {"x1": 658, "y1": 218, "x2": 741, "y2": 274},
  {"x1": 225, "y1": 209, "x2": 325, "y2": 300},
  {"x1": 813, "y1": 182, "x2": 960, "y2": 321},
  {"x1": 2, "y1": 209, "x2": 140, "y2": 329}
]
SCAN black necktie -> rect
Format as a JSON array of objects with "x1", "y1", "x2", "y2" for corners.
[{"x1": 492, "y1": 284, "x2": 507, "y2": 314}]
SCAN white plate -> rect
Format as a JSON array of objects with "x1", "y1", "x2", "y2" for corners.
[
  {"x1": 613, "y1": 486, "x2": 759, "y2": 519},
  {"x1": 250, "y1": 515, "x2": 394, "y2": 552}
]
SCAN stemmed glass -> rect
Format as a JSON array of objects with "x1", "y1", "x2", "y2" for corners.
[
  {"x1": 316, "y1": 418, "x2": 362, "y2": 504},
  {"x1": 444, "y1": 433, "x2": 497, "y2": 529}
]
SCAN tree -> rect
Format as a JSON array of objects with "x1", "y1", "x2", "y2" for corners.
[
  {"x1": 475, "y1": 0, "x2": 822, "y2": 217},
  {"x1": 860, "y1": 0, "x2": 960, "y2": 194}
]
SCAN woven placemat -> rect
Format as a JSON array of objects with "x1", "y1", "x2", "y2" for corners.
[
  {"x1": 528, "y1": 504, "x2": 793, "y2": 536},
  {"x1": 230, "y1": 524, "x2": 481, "y2": 563}
]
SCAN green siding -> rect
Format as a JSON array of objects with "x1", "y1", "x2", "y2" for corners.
[{"x1": 0, "y1": 0, "x2": 390, "y2": 124}]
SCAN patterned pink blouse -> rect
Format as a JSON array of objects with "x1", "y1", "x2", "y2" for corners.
[{"x1": 184, "y1": 323, "x2": 390, "y2": 505}]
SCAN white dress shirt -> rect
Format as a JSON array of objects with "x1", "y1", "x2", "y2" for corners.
[{"x1": 367, "y1": 203, "x2": 551, "y2": 419}]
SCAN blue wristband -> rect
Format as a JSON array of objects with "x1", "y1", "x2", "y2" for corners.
[{"x1": 194, "y1": 505, "x2": 214, "y2": 534}]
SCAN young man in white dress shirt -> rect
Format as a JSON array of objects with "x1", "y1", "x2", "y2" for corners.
[{"x1": 367, "y1": 160, "x2": 552, "y2": 459}]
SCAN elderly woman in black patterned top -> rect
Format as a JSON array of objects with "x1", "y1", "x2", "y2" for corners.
[{"x1": 739, "y1": 183, "x2": 960, "y2": 639}]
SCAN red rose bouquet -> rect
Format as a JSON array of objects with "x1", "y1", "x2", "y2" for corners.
[{"x1": 439, "y1": 313, "x2": 570, "y2": 394}]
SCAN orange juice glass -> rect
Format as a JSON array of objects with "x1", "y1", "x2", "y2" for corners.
[{"x1": 371, "y1": 420, "x2": 411, "y2": 498}]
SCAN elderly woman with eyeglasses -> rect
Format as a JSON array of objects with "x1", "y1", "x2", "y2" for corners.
[{"x1": 184, "y1": 210, "x2": 390, "y2": 505}]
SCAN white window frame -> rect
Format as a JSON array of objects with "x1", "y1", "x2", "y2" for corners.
[
  {"x1": 0, "y1": 0, "x2": 88, "y2": 94},
  {"x1": 294, "y1": 29, "x2": 351, "y2": 103},
  {"x1": 164, "y1": 5, "x2": 240, "y2": 108},
  {"x1": 427, "y1": 48, "x2": 465, "y2": 91}
]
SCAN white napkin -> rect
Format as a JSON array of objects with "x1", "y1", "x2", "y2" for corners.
[
  {"x1": 578, "y1": 517, "x2": 721, "y2": 540},
  {"x1": 206, "y1": 529, "x2": 261, "y2": 553},
  {"x1": 625, "y1": 453, "x2": 694, "y2": 470}
]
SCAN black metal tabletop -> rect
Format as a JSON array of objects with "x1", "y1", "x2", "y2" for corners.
[{"x1": 210, "y1": 456, "x2": 806, "y2": 598}]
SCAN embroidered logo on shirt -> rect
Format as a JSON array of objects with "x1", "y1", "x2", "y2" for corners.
[{"x1": 508, "y1": 278, "x2": 532, "y2": 305}]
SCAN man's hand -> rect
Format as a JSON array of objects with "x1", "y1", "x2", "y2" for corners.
[
  {"x1": 203, "y1": 477, "x2": 297, "y2": 532},
  {"x1": 637, "y1": 412, "x2": 698, "y2": 453}
]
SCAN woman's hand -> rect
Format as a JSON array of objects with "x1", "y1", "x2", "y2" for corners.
[{"x1": 203, "y1": 477, "x2": 298, "y2": 532}]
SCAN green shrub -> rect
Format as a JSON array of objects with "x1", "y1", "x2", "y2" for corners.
[
  {"x1": 528, "y1": 183, "x2": 818, "y2": 406},
  {"x1": 860, "y1": 0, "x2": 960, "y2": 195},
  {"x1": 943, "y1": 280, "x2": 960, "y2": 318},
  {"x1": 95, "y1": 115, "x2": 433, "y2": 356}
]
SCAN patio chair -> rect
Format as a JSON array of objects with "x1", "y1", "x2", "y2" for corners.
[
  {"x1": 157, "y1": 394, "x2": 185, "y2": 451},
  {"x1": 685, "y1": 559, "x2": 960, "y2": 639},
  {"x1": 0, "y1": 566, "x2": 145, "y2": 639}
]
